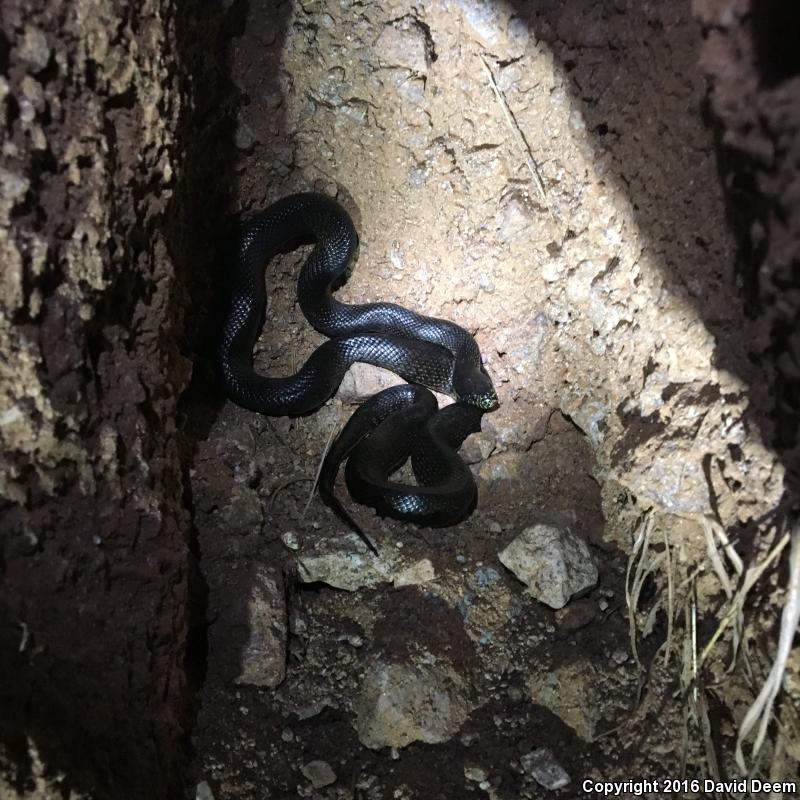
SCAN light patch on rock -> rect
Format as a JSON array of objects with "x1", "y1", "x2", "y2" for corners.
[
  {"x1": 354, "y1": 657, "x2": 471, "y2": 749},
  {"x1": 498, "y1": 524, "x2": 598, "y2": 609},
  {"x1": 301, "y1": 760, "x2": 337, "y2": 788},
  {"x1": 236, "y1": 567, "x2": 287, "y2": 688},
  {"x1": 521, "y1": 747, "x2": 570, "y2": 790},
  {"x1": 525, "y1": 661, "x2": 600, "y2": 742},
  {"x1": 394, "y1": 558, "x2": 435, "y2": 587},
  {"x1": 195, "y1": 781, "x2": 215, "y2": 800},
  {"x1": 374, "y1": 18, "x2": 431, "y2": 74},
  {"x1": 297, "y1": 534, "x2": 399, "y2": 590}
]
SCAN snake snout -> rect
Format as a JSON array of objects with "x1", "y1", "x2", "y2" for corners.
[{"x1": 453, "y1": 367, "x2": 499, "y2": 411}]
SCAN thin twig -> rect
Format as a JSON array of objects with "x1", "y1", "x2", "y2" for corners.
[
  {"x1": 479, "y1": 53, "x2": 547, "y2": 204},
  {"x1": 303, "y1": 414, "x2": 340, "y2": 515}
]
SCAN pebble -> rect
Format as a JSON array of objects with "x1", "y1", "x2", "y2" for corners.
[
  {"x1": 464, "y1": 765, "x2": 489, "y2": 782},
  {"x1": 19, "y1": 26, "x2": 50, "y2": 71},
  {"x1": 234, "y1": 121, "x2": 256, "y2": 150},
  {"x1": 611, "y1": 649, "x2": 629, "y2": 665},
  {"x1": 281, "y1": 531, "x2": 300, "y2": 550},
  {"x1": 195, "y1": 781, "x2": 215, "y2": 800},
  {"x1": 521, "y1": 748, "x2": 570, "y2": 790},
  {"x1": 394, "y1": 558, "x2": 436, "y2": 587},
  {"x1": 301, "y1": 760, "x2": 337, "y2": 788}
]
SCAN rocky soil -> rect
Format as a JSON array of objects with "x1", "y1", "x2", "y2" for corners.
[
  {"x1": 2, "y1": 0, "x2": 799, "y2": 799},
  {"x1": 187, "y1": 1, "x2": 797, "y2": 798}
]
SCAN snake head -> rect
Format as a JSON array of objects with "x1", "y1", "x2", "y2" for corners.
[{"x1": 453, "y1": 365, "x2": 499, "y2": 411}]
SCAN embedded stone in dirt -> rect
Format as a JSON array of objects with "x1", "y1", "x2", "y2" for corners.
[
  {"x1": 393, "y1": 558, "x2": 435, "y2": 587},
  {"x1": 374, "y1": 17, "x2": 432, "y2": 74},
  {"x1": 354, "y1": 657, "x2": 471, "y2": 749},
  {"x1": 525, "y1": 661, "x2": 601, "y2": 742},
  {"x1": 297, "y1": 535, "x2": 398, "y2": 590},
  {"x1": 235, "y1": 567, "x2": 287, "y2": 688},
  {"x1": 498, "y1": 523, "x2": 598, "y2": 609},
  {"x1": 521, "y1": 747, "x2": 571, "y2": 790},
  {"x1": 301, "y1": 760, "x2": 337, "y2": 788}
]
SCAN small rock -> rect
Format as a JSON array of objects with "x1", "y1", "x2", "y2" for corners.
[
  {"x1": 18, "y1": 26, "x2": 50, "y2": 71},
  {"x1": 281, "y1": 531, "x2": 300, "y2": 550},
  {"x1": 234, "y1": 121, "x2": 257, "y2": 150},
  {"x1": 301, "y1": 760, "x2": 337, "y2": 788},
  {"x1": 460, "y1": 429, "x2": 496, "y2": 464},
  {"x1": 521, "y1": 748, "x2": 570, "y2": 790},
  {"x1": 498, "y1": 523, "x2": 598, "y2": 609},
  {"x1": 235, "y1": 567, "x2": 287, "y2": 688},
  {"x1": 394, "y1": 558, "x2": 435, "y2": 587},
  {"x1": 498, "y1": 196, "x2": 533, "y2": 242},
  {"x1": 456, "y1": 0, "x2": 503, "y2": 45},
  {"x1": 195, "y1": 781, "x2": 215, "y2": 800},
  {"x1": 611, "y1": 649, "x2": 629, "y2": 665},
  {"x1": 488, "y1": 521, "x2": 502, "y2": 534},
  {"x1": 340, "y1": 99, "x2": 369, "y2": 126},
  {"x1": 464, "y1": 765, "x2": 489, "y2": 783},
  {"x1": 354, "y1": 657, "x2": 471, "y2": 749},
  {"x1": 0, "y1": 168, "x2": 30, "y2": 202},
  {"x1": 375, "y1": 17, "x2": 432, "y2": 74},
  {"x1": 297, "y1": 535, "x2": 396, "y2": 591}
]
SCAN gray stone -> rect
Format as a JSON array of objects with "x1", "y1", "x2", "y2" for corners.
[
  {"x1": 234, "y1": 121, "x2": 256, "y2": 150},
  {"x1": 354, "y1": 657, "x2": 471, "y2": 749},
  {"x1": 394, "y1": 558, "x2": 435, "y2": 587},
  {"x1": 521, "y1": 747, "x2": 570, "y2": 790},
  {"x1": 301, "y1": 760, "x2": 337, "y2": 788},
  {"x1": 498, "y1": 524, "x2": 598, "y2": 609},
  {"x1": 235, "y1": 567, "x2": 287, "y2": 688},
  {"x1": 297, "y1": 534, "x2": 397, "y2": 591},
  {"x1": 460, "y1": 429, "x2": 496, "y2": 464},
  {"x1": 195, "y1": 781, "x2": 215, "y2": 800},
  {"x1": 338, "y1": 362, "x2": 404, "y2": 402},
  {"x1": 455, "y1": 0, "x2": 503, "y2": 45}
]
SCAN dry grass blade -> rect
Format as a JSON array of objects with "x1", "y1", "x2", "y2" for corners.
[
  {"x1": 625, "y1": 513, "x2": 653, "y2": 668},
  {"x1": 699, "y1": 527, "x2": 790, "y2": 670},
  {"x1": 735, "y1": 522, "x2": 800, "y2": 774},
  {"x1": 664, "y1": 524, "x2": 675, "y2": 667},
  {"x1": 303, "y1": 413, "x2": 340, "y2": 515},
  {"x1": 701, "y1": 516, "x2": 735, "y2": 600}
]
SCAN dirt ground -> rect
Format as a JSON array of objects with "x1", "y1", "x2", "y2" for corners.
[{"x1": 184, "y1": 1, "x2": 797, "y2": 798}]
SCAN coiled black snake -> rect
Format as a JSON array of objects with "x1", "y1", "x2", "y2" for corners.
[{"x1": 218, "y1": 192, "x2": 498, "y2": 550}]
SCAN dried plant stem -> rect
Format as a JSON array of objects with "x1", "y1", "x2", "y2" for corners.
[
  {"x1": 479, "y1": 54, "x2": 547, "y2": 204},
  {"x1": 735, "y1": 522, "x2": 800, "y2": 774},
  {"x1": 303, "y1": 414, "x2": 339, "y2": 515}
]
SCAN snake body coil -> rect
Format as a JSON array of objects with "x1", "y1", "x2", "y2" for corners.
[{"x1": 218, "y1": 192, "x2": 497, "y2": 541}]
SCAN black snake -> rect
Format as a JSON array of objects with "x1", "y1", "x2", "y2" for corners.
[{"x1": 218, "y1": 192, "x2": 497, "y2": 548}]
